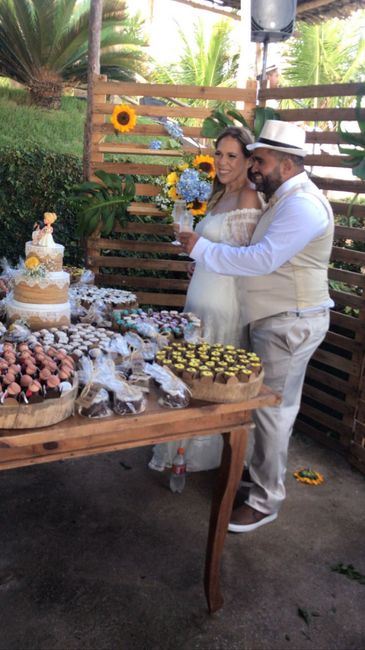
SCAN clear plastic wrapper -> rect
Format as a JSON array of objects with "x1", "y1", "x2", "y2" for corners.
[
  {"x1": 0, "y1": 257, "x2": 18, "y2": 290},
  {"x1": 112, "y1": 379, "x2": 146, "y2": 415},
  {"x1": 69, "y1": 294, "x2": 88, "y2": 322},
  {"x1": 0, "y1": 321, "x2": 6, "y2": 339},
  {"x1": 4, "y1": 320, "x2": 32, "y2": 343},
  {"x1": 0, "y1": 298, "x2": 7, "y2": 321},
  {"x1": 123, "y1": 331, "x2": 145, "y2": 352},
  {"x1": 77, "y1": 353, "x2": 146, "y2": 417},
  {"x1": 77, "y1": 384, "x2": 113, "y2": 418},
  {"x1": 77, "y1": 355, "x2": 114, "y2": 418},
  {"x1": 79, "y1": 300, "x2": 109, "y2": 327},
  {"x1": 78, "y1": 269, "x2": 95, "y2": 285},
  {"x1": 145, "y1": 362, "x2": 191, "y2": 409},
  {"x1": 105, "y1": 333, "x2": 130, "y2": 358}
]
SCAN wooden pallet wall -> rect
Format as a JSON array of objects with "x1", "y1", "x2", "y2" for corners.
[
  {"x1": 88, "y1": 77, "x2": 365, "y2": 473},
  {"x1": 88, "y1": 77, "x2": 256, "y2": 306},
  {"x1": 259, "y1": 82, "x2": 365, "y2": 473}
]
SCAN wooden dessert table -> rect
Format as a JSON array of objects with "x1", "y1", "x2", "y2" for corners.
[{"x1": 0, "y1": 385, "x2": 279, "y2": 613}]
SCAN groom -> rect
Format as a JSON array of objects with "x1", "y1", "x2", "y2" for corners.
[{"x1": 179, "y1": 120, "x2": 334, "y2": 533}]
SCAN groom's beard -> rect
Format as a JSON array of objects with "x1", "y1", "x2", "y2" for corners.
[{"x1": 248, "y1": 166, "x2": 283, "y2": 202}]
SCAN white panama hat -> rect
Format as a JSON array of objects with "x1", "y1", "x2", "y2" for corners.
[{"x1": 247, "y1": 120, "x2": 307, "y2": 157}]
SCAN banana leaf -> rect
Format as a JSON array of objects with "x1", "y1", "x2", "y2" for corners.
[
  {"x1": 338, "y1": 86, "x2": 365, "y2": 179},
  {"x1": 71, "y1": 170, "x2": 136, "y2": 237},
  {"x1": 95, "y1": 169, "x2": 122, "y2": 191},
  {"x1": 226, "y1": 109, "x2": 250, "y2": 129},
  {"x1": 101, "y1": 212, "x2": 115, "y2": 236},
  {"x1": 253, "y1": 107, "x2": 280, "y2": 137}
]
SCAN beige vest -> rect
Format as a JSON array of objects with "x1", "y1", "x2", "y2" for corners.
[{"x1": 238, "y1": 178, "x2": 334, "y2": 323}]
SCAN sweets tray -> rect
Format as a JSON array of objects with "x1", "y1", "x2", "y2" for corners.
[
  {"x1": 0, "y1": 379, "x2": 78, "y2": 429},
  {"x1": 186, "y1": 370, "x2": 264, "y2": 403}
]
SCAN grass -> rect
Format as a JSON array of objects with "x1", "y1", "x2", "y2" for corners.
[
  {"x1": 0, "y1": 85, "x2": 187, "y2": 166},
  {"x1": 0, "y1": 86, "x2": 86, "y2": 157}
]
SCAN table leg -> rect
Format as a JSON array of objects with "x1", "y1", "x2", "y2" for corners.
[{"x1": 204, "y1": 424, "x2": 250, "y2": 613}]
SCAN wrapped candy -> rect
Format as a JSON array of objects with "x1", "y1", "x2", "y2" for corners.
[
  {"x1": 112, "y1": 378, "x2": 146, "y2": 415},
  {"x1": 145, "y1": 362, "x2": 191, "y2": 409}
]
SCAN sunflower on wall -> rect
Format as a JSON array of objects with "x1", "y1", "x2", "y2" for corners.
[
  {"x1": 156, "y1": 153, "x2": 215, "y2": 219},
  {"x1": 111, "y1": 104, "x2": 137, "y2": 133}
]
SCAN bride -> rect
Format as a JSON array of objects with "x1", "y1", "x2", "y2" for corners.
[{"x1": 149, "y1": 126, "x2": 264, "y2": 472}]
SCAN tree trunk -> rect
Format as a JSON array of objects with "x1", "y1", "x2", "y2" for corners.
[
  {"x1": 83, "y1": 0, "x2": 103, "y2": 181},
  {"x1": 28, "y1": 69, "x2": 63, "y2": 110}
]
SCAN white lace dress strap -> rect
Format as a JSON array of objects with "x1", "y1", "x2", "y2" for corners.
[{"x1": 220, "y1": 208, "x2": 263, "y2": 246}]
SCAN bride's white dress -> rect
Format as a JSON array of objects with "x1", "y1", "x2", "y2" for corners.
[{"x1": 149, "y1": 206, "x2": 262, "y2": 473}]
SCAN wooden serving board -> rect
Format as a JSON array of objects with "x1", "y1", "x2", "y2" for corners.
[{"x1": 0, "y1": 380, "x2": 78, "y2": 429}]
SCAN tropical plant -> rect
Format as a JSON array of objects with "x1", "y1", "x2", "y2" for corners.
[
  {"x1": 339, "y1": 86, "x2": 365, "y2": 180},
  {"x1": 201, "y1": 107, "x2": 279, "y2": 139},
  {"x1": 280, "y1": 14, "x2": 365, "y2": 109},
  {"x1": 0, "y1": 0, "x2": 150, "y2": 109},
  {"x1": 71, "y1": 170, "x2": 135, "y2": 237},
  {"x1": 151, "y1": 18, "x2": 239, "y2": 102}
]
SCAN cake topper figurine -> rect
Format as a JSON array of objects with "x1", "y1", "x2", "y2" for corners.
[{"x1": 33, "y1": 212, "x2": 57, "y2": 247}]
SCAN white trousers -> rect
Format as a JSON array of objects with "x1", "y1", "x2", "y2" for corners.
[{"x1": 247, "y1": 309, "x2": 330, "y2": 514}]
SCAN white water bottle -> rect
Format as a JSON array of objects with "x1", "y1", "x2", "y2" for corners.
[{"x1": 170, "y1": 447, "x2": 187, "y2": 493}]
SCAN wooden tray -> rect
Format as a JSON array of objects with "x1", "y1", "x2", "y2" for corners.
[
  {"x1": 0, "y1": 380, "x2": 78, "y2": 429},
  {"x1": 186, "y1": 371, "x2": 264, "y2": 403}
]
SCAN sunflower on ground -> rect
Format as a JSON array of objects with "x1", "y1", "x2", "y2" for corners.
[
  {"x1": 192, "y1": 154, "x2": 215, "y2": 179},
  {"x1": 293, "y1": 468, "x2": 324, "y2": 485},
  {"x1": 111, "y1": 104, "x2": 137, "y2": 133}
]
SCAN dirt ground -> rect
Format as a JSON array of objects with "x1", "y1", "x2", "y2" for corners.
[{"x1": 0, "y1": 431, "x2": 364, "y2": 650}]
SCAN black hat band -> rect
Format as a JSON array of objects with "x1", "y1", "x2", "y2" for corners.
[{"x1": 256, "y1": 136, "x2": 303, "y2": 150}]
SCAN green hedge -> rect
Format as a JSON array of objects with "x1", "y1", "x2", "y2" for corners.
[{"x1": 0, "y1": 146, "x2": 83, "y2": 266}]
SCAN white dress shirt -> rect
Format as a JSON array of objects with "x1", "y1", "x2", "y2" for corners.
[{"x1": 191, "y1": 172, "x2": 331, "y2": 277}]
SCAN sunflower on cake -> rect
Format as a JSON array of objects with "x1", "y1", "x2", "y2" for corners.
[{"x1": 7, "y1": 212, "x2": 71, "y2": 330}]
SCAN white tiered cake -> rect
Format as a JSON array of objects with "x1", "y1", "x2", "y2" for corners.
[{"x1": 7, "y1": 213, "x2": 71, "y2": 330}]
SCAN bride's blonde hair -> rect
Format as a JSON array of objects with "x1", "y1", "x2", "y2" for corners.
[{"x1": 208, "y1": 126, "x2": 254, "y2": 212}]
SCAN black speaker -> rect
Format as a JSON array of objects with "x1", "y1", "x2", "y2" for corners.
[{"x1": 251, "y1": 0, "x2": 297, "y2": 43}]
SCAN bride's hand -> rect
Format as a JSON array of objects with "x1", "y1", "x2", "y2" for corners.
[{"x1": 179, "y1": 231, "x2": 200, "y2": 255}]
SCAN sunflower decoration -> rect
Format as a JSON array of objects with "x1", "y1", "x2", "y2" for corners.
[
  {"x1": 111, "y1": 104, "x2": 137, "y2": 133},
  {"x1": 192, "y1": 154, "x2": 216, "y2": 179},
  {"x1": 25, "y1": 256, "x2": 40, "y2": 270},
  {"x1": 155, "y1": 154, "x2": 214, "y2": 222},
  {"x1": 24, "y1": 255, "x2": 46, "y2": 278},
  {"x1": 293, "y1": 468, "x2": 324, "y2": 485},
  {"x1": 190, "y1": 199, "x2": 208, "y2": 217}
]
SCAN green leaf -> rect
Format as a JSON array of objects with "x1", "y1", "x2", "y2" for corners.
[
  {"x1": 201, "y1": 116, "x2": 224, "y2": 139},
  {"x1": 123, "y1": 174, "x2": 136, "y2": 200},
  {"x1": 100, "y1": 212, "x2": 115, "y2": 236},
  {"x1": 226, "y1": 109, "x2": 250, "y2": 129},
  {"x1": 352, "y1": 158, "x2": 365, "y2": 180},
  {"x1": 77, "y1": 211, "x2": 100, "y2": 237},
  {"x1": 254, "y1": 108, "x2": 281, "y2": 137},
  {"x1": 95, "y1": 169, "x2": 122, "y2": 191},
  {"x1": 355, "y1": 85, "x2": 365, "y2": 135},
  {"x1": 71, "y1": 181, "x2": 102, "y2": 193}
]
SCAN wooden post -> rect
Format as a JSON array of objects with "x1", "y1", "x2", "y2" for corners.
[{"x1": 83, "y1": 0, "x2": 103, "y2": 181}]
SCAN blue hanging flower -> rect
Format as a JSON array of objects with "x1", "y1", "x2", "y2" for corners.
[
  {"x1": 149, "y1": 139, "x2": 162, "y2": 150},
  {"x1": 164, "y1": 120, "x2": 184, "y2": 142}
]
